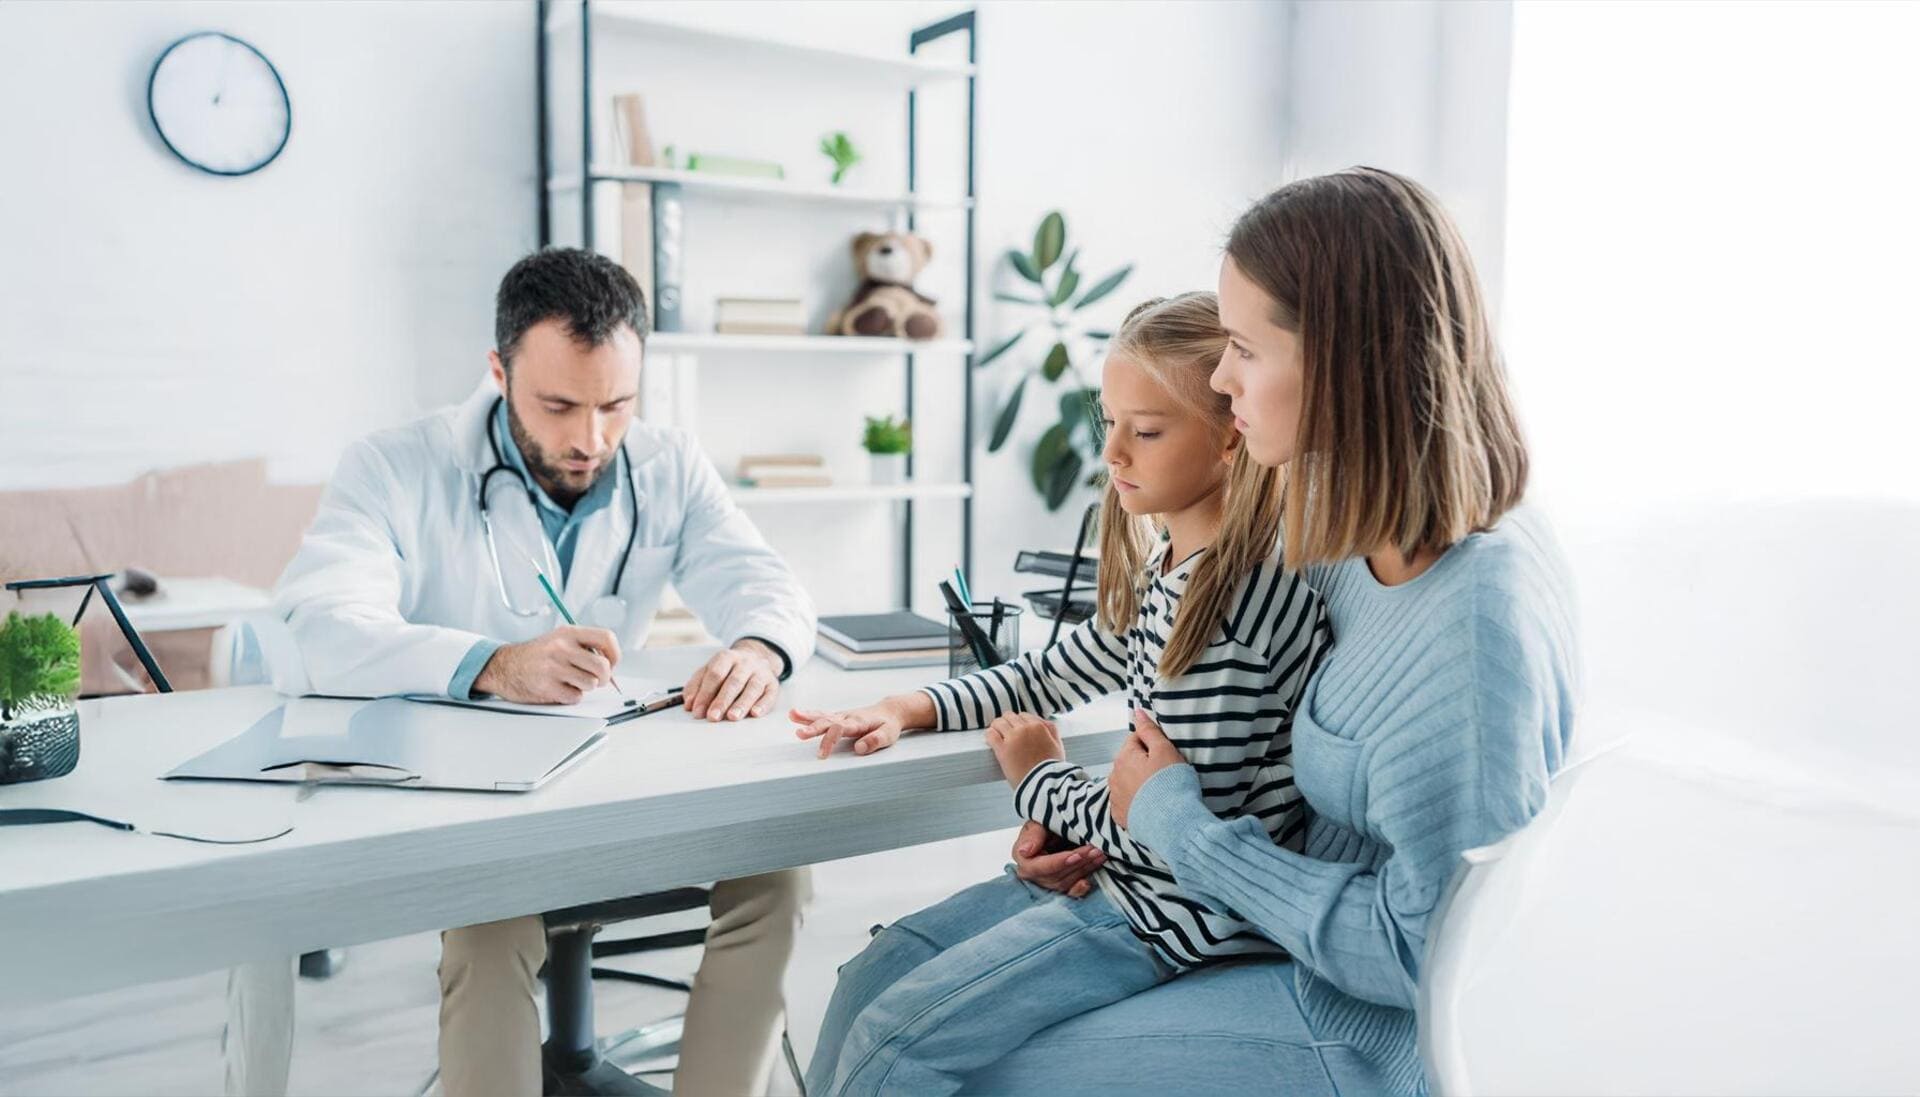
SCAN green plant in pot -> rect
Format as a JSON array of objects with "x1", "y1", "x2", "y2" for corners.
[
  {"x1": 980, "y1": 210, "x2": 1133, "y2": 510},
  {"x1": 0, "y1": 610, "x2": 83, "y2": 784},
  {"x1": 863, "y1": 414, "x2": 912, "y2": 485}
]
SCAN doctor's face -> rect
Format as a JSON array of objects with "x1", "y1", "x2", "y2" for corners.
[{"x1": 488, "y1": 317, "x2": 643, "y2": 507}]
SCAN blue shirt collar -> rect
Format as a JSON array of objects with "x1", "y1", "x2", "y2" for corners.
[{"x1": 492, "y1": 399, "x2": 618, "y2": 523}]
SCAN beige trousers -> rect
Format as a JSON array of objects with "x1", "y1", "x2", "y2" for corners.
[{"x1": 437, "y1": 868, "x2": 811, "y2": 1097}]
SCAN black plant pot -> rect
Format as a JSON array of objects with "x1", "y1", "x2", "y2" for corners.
[{"x1": 0, "y1": 702, "x2": 80, "y2": 784}]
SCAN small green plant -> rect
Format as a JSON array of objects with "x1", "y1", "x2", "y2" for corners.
[
  {"x1": 820, "y1": 131, "x2": 861, "y2": 185},
  {"x1": 862, "y1": 414, "x2": 913, "y2": 455},
  {"x1": 979, "y1": 210, "x2": 1133, "y2": 509},
  {"x1": 0, "y1": 611, "x2": 81, "y2": 721}
]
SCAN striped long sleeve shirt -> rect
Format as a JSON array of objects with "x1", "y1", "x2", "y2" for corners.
[{"x1": 921, "y1": 537, "x2": 1331, "y2": 968}]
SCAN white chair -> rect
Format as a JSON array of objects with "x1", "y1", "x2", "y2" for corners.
[{"x1": 1420, "y1": 499, "x2": 1920, "y2": 1095}]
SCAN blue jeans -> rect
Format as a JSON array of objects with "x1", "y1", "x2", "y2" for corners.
[
  {"x1": 811, "y1": 875, "x2": 1173, "y2": 1096},
  {"x1": 812, "y1": 869, "x2": 1386, "y2": 1096}
]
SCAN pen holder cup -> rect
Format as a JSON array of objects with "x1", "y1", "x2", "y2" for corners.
[{"x1": 947, "y1": 603, "x2": 1022, "y2": 678}]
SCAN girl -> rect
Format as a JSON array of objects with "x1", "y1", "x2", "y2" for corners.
[{"x1": 791, "y1": 292, "x2": 1331, "y2": 1097}]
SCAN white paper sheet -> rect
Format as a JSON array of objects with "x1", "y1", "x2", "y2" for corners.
[{"x1": 405, "y1": 676, "x2": 681, "y2": 720}]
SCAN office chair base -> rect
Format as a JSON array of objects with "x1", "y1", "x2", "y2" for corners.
[
  {"x1": 601, "y1": 1016, "x2": 681, "y2": 1074},
  {"x1": 540, "y1": 1053, "x2": 668, "y2": 1097},
  {"x1": 297, "y1": 948, "x2": 346, "y2": 980}
]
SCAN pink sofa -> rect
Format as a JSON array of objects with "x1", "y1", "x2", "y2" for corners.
[{"x1": 0, "y1": 460, "x2": 322, "y2": 694}]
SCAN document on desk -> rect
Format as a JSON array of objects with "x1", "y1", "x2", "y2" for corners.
[
  {"x1": 165, "y1": 696, "x2": 608, "y2": 792},
  {"x1": 404, "y1": 676, "x2": 683, "y2": 722}
]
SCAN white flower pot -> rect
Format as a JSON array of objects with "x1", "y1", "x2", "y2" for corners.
[{"x1": 869, "y1": 453, "x2": 908, "y2": 485}]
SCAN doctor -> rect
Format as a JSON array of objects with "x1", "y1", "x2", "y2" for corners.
[{"x1": 271, "y1": 247, "x2": 816, "y2": 1097}]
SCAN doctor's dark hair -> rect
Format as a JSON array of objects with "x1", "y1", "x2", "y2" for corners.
[{"x1": 493, "y1": 247, "x2": 649, "y2": 369}]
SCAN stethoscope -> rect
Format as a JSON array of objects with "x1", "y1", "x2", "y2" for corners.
[{"x1": 477, "y1": 396, "x2": 640, "y2": 619}]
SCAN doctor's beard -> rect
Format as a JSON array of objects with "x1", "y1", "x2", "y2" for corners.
[{"x1": 504, "y1": 401, "x2": 619, "y2": 510}]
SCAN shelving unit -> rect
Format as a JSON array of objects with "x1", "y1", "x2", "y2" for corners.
[
  {"x1": 536, "y1": 2, "x2": 980, "y2": 610},
  {"x1": 649, "y1": 332, "x2": 973, "y2": 357},
  {"x1": 549, "y1": 164, "x2": 972, "y2": 213}
]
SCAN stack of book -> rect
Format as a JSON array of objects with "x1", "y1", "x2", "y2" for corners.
[
  {"x1": 816, "y1": 611, "x2": 952, "y2": 670},
  {"x1": 738, "y1": 454, "x2": 831, "y2": 488},
  {"x1": 715, "y1": 297, "x2": 807, "y2": 336}
]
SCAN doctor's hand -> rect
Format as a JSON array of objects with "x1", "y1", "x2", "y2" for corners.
[
  {"x1": 474, "y1": 626, "x2": 621, "y2": 705},
  {"x1": 684, "y1": 640, "x2": 783, "y2": 722}
]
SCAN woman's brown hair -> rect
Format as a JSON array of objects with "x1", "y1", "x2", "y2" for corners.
[
  {"x1": 1226, "y1": 166, "x2": 1528, "y2": 568},
  {"x1": 1096, "y1": 293, "x2": 1284, "y2": 677}
]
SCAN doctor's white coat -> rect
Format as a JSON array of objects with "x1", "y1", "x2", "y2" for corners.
[{"x1": 274, "y1": 379, "x2": 816, "y2": 697}]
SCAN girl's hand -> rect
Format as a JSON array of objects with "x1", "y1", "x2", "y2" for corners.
[
  {"x1": 1110, "y1": 709, "x2": 1188, "y2": 828},
  {"x1": 1010, "y1": 820, "x2": 1104, "y2": 899},
  {"x1": 792, "y1": 701, "x2": 909, "y2": 758},
  {"x1": 984, "y1": 713, "x2": 1066, "y2": 787}
]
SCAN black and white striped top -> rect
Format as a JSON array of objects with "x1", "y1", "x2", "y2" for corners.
[{"x1": 921, "y1": 536, "x2": 1331, "y2": 969}]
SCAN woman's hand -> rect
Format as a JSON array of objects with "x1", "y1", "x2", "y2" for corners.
[
  {"x1": 1110, "y1": 709, "x2": 1189, "y2": 828},
  {"x1": 792, "y1": 692, "x2": 931, "y2": 758},
  {"x1": 1010, "y1": 820, "x2": 1104, "y2": 899},
  {"x1": 984, "y1": 713, "x2": 1065, "y2": 788}
]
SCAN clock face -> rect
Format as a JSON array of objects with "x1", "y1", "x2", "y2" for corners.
[{"x1": 147, "y1": 32, "x2": 290, "y2": 176}]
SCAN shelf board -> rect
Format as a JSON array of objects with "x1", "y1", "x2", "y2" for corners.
[
  {"x1": 550, "y1": 165, "x2": 972, "y2": 212},
  {"x1": 545, "y1": 5, "x2": 976, "y2": 89},
  {"x1": 650, "y1": 333, "x2": 972, "y2": 356},
  {"x1": 731, "y1": 482, "x2": 973, "y2": 505}
]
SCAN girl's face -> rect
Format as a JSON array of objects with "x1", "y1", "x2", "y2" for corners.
[
  {"x1": 1099, "y1": 353, "x2": 1233, "y2": 517},
  {"x1": 1212, "y1": 256, "x2": 1305, "y2": 469}
]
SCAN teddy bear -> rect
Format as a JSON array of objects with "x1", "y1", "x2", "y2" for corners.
[{"x1": 829, "y1": 230, "x2": 943, "y2": 340}]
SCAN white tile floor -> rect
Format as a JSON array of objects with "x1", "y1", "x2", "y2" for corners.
[{"x1": 0, "y1": 828, "x2": 1020, "y2": 1097}]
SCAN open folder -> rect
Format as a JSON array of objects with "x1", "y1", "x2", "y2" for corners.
[{"x1": 164, "y1": 697, "x2": 608, "y2": 792}]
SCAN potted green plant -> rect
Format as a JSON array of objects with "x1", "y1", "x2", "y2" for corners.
[
  {"x1": 0, "y1": 610, "x2": 83, "y2": 784},
  {"x1": 862, "y1": 414, "x2": 913, "y2": 485},
  {"x1": 978, "y1": 210, "x2": 1133, "y2": 509},
  {"x1": 820, "y1": 131, "x2": 861, "y2": 186}
]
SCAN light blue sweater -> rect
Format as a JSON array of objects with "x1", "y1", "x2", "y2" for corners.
[{"x1": 1128, "y1": 506, "x2": 1579, "y2": 1095}]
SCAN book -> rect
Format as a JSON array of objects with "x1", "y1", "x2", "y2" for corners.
[
  {"x1": 716, "y1": 297, "x2": 807, "y2": 336},
  {"x1": 611, "y1": 93, "x2": 656, "y2": 167},
  {"x1": 685, "y1": 153, "x2": 784, "y2": 179},
  {"x1": 816, "y1": 636, "x2": 950, "y2": 670},
  {"x1": 738, "y1": 454, "x2": 829, "y2": 487},
  {"x1": 818, "y1": 611, "x2": 950, "y2": 654},
  {"x1": 652, "y1": 181, "x2": 684, "y2": 332}
]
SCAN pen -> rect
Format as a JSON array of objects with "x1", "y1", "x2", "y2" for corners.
[
  {"x1": 529, "y1": 554, "x2": 624, "y2": 696},
  {"x1": 953, "y1": 566, "x2": 973, "y2": 607},
  {"x1": 989, "y1": 597, "x2": 1005, "y2": 647}
]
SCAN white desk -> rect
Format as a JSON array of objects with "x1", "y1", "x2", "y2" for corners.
[{"x1": 0, "y1": 648, "x2": 1128, "y2": 1008}]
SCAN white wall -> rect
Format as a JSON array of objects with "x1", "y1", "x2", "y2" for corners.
[
  {"x1": 1282, "y1": 0, "x2": 1513, "y2": 311},
  {"x1": 0, "y1": 0, "x2": 537, "y2": 489},
  {"x1": 0, "y1": 0, "x2": 1295, "y2": 627}
]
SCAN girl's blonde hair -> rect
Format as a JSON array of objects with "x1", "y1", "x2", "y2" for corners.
[
  {"x1": 1225, "y1": 167, "x2": 1527, "y2": 567},
  {"x1": 1096, "y1": 292, "x2": 1284, "y2": 678}
]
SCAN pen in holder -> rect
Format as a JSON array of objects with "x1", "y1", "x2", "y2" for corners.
[{"x1": 947, "y1": 602, "x2": 1022, "y2": 678}]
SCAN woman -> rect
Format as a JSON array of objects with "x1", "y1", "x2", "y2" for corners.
[{"x1": 812, "y1": 167, "x2": 1578, "y2": 1096}]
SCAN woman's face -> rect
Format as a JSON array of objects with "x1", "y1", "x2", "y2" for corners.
[{"x1": 1212, "y1": 256, "x2": 1304, "y2": 469}]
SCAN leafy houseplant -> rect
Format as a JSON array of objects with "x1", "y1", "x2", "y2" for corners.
[
  {"x1": 820, "y1": 131, "x2": 861, "y2": 186},
  {"x1": 979, "y1": 210, "x2": 1133, "y2": 510},
  {"x1": 863, "y1": 414, "x2": 912, "y2": 485},
  {"x1": 0, "y1": 610, "x2": 84, "y2": 784}
]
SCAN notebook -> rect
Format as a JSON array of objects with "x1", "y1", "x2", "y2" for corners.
[
  {"x1": 816, "y1": 636, "x2": 950, "y2": 670},
  {"x1": 817, "y1": 612, "x2": 950, "y2": 654}
]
